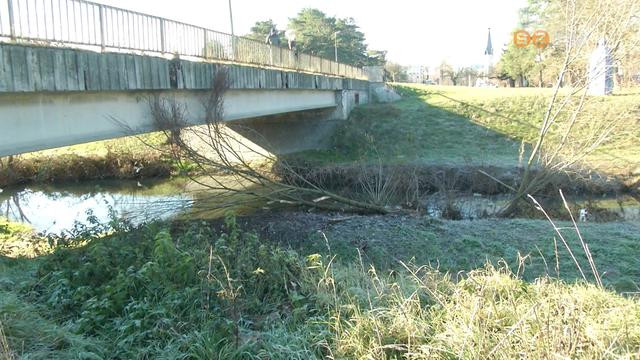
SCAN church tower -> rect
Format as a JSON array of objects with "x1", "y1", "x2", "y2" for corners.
[{"x1": 484, "y1": 28, "x2": 493, "y2": 79}]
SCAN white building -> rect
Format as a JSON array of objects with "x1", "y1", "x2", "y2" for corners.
[{"x1": 406, "y1": 65, "x2": 430, "y2": 83}]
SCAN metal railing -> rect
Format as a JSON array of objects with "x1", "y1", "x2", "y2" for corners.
[{"x1": 0, "y1": 0, "x2": 368, "y2": 79}]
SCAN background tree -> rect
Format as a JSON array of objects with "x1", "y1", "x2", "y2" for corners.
[
  {"x1": 518, "y1": 0, "x2": 550, "y2": 29},
  {"x1": 245, "y1": 19, "x2": 286, "y2": 43},
  {"x1": 334, "y1": 17, "x2": 368, "y2": 64},
  {"x1": 384, "y1": 62, "x2": 408, "y2": 82},
  {"x1": 365, "y1": 50, "x2": 388, "y2": 66},
  {"x1": 498, "y1": 0, "x2": 640, "y2": 216},
  {"x1": 510, "y1": 0, "x2": 640, "y2": 87},
  {"x1": 460, "y1": 67, "x2": 480, "y2": 86},
  {"x1": 288, "y1": 8, "x2": 371, "y2": 65},
  {"x1": 438, "y1": 61, "x2": 453, "y2": 85},
  {"x1": 496, "y1": 0, "x2": 554, "y2": 87},
  {"x1": 438, "y1": 62, "x2": 474, "y2": 86},
  {"x1": 496, "y1": 43, "x2": 538, "y2": 87}
]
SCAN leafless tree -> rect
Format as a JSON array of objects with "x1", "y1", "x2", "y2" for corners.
[
  {"x1": 500, "y1": 0, "x2": 640, "y2": 216},
  {"x1": 145, "y1": 68, "x2": 390, "y2": 215}
]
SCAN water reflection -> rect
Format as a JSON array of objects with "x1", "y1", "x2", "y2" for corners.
[{"x1": 0, "y1": 180, "x2": 192, "y2": 234}]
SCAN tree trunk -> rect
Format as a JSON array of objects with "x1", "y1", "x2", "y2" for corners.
[{"x1": 539, "y1": 69, "x2": 543, "y2": 87}]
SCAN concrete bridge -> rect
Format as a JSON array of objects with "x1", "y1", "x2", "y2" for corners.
[{"x1": 0, "y1": 0, "x2": 380, "y2": 157}]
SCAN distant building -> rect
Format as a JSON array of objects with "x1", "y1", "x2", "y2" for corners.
[
  {"x1": 406, "y1": 65, "x2": 430, "y2": 83},
  {"x1": 484, "y1": 28, "x2": 494, "y2": 78}
]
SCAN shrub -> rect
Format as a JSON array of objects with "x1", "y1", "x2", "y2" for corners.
[{"x1": 30, "y1": 215, "x2": 313, "y2": 358}]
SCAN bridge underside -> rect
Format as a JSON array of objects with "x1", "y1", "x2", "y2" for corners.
[{"x1": 0, "y1": 88, "x2": 351, "y2": 157}]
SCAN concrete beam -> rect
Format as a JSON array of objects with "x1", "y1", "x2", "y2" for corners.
[{"x1": 0, "y1": 89, "x2": 339, "y2": 156}]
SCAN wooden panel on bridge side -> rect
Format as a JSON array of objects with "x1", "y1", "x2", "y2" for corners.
[{"x1": 0, "y1": 44, "x2": 369, "y2": 94}]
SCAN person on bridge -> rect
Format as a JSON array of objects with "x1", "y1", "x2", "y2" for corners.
[
  {"x1": 266, "y1": 27, "x2": 281, "y2": 65},
  {"x1": 287, "y1": 30, "x2": 296, "y2": 51},
  {"x1": 286, "y1": 29, "x2": 298, "y2": 66},
  {"x1": 266, "y1": 27, "x2": 281, "y2": 47}
]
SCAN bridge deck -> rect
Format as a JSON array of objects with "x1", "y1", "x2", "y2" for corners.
[{"x1": 0, "y1": 44, "x2": 369, "y2": 94}]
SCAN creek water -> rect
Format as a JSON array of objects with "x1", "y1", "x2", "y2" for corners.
[
  {"x1": 1, "y1": 178, "x2": 639, "y2": 234},
  {"x1": 0, "y1": 179, "x2": 192, "y2": 234}
]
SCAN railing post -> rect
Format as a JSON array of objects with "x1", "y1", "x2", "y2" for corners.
[
  {"x1": 99, "y1": 5, "x2": 106, "y2": 51},
  {"x1": 231, "y1": 36, "x2": 236, "y2": 61},
  {"x1": 160, "y1": 19, "x2": 166, "y2": 54},
  {"x1": 203, "y1": 28, "x2": 207, "y2": 58},
  {"x1": 7, "y1": 0, "x2": 16, "y2": 40}
]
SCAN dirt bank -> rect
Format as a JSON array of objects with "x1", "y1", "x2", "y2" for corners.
[
  {"x1": 0, "y1": 152, "x2": 173, "y2": 188},
  {"x1": 276, "y1": 160, "x2": 634, "y2": 198}
]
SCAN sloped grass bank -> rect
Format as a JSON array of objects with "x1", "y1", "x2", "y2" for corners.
[
  {"x1": 1, "y1": 217, "x2": 639, "y2": 359},
  {"x1": 286, "y1": 85, "x2": 640, "y2": 201}
]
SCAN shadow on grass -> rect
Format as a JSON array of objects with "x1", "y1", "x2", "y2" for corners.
[{"x1": 283, "y1": 83, "x2": 637, "y2": 213}]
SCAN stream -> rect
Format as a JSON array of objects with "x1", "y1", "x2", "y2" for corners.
[
  {"x1": 0, "y1": 179, "x2": 192, "y2": 234},
  {"x1": 1, "y1": 179, "x2": 639, "y2": 234}
]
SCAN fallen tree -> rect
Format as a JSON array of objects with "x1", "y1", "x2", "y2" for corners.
[{"x1": 143, "y1": 68, "x2": 391, "y2": 215}]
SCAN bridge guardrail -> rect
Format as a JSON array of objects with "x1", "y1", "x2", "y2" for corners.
[{"x1": 0, "y1": 0, "x2": 368, "y2": 80}]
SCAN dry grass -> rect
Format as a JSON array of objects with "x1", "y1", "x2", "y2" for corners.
[
  {"x1": 0, "y1": 322, "x2": 14, "y2": 360},
  {"x1": 330, "y1": 264, "x2": 640, "y2": 359},
  {"x1": 0, "y1": 150, "x2": 172, "y2": 187}
]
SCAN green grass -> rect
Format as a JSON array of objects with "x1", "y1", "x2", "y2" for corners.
[
  {"x1": 329, "y1": 264, "x2": 640, "y2": 359},
  {"x1": 0, "y1": 218, "x2": 47, "y2": 258},
  {"x1": 0, "y1": 134, "x2": 175, "y2": 187},
  {"x1": 20, "y1": 132, "x2": 166, "y2": 158},
  {"x1": 297, "y1": 94, "x2": 523, "y2": 166},
  {"x1": 0, "y1": 257, "x2": 103, "y2": 359},
  {"x1": 417, "y1": 85, "x2": 640, "y2": 177},
  {"x1": 0, "y1": 218, "x2": 639, "y2": 358},
  {"x1": 296, "y1": 84, "x2": 640, "y2": 179},
  {"x1": 297, "y1": 216, "x2": 640, "y2": 292}
]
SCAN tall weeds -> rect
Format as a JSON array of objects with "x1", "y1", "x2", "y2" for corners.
[{"x1": 0, "y1": 322, "x2": 13, "y2": 360}]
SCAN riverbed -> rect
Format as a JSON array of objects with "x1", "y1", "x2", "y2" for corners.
[{"x1": 1, "y1": 178, "x2": 639, "y2": 234}]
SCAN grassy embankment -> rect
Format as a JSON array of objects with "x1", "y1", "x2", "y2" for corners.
[
  {"x1": 295, "y1": 85, "x2": 640, "y2": 186},
  {"x1": 1, "y1": 216, "x2": 639, "y2": 359}
]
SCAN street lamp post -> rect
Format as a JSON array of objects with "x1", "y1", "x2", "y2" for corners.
[
  {"x1": 334, "y1": 31, "x2": 340, "y2": 62},
  {"x1": 228, "y1": 0, "x2": 235, "y2": 59},
  {"x1": 228, "y1": 0, "x2": 235, "y2": 36}
]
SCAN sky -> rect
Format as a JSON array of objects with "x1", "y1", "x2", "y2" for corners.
[{"x1": 95, "y1": 0, "x2": 527, "y2": 68}]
